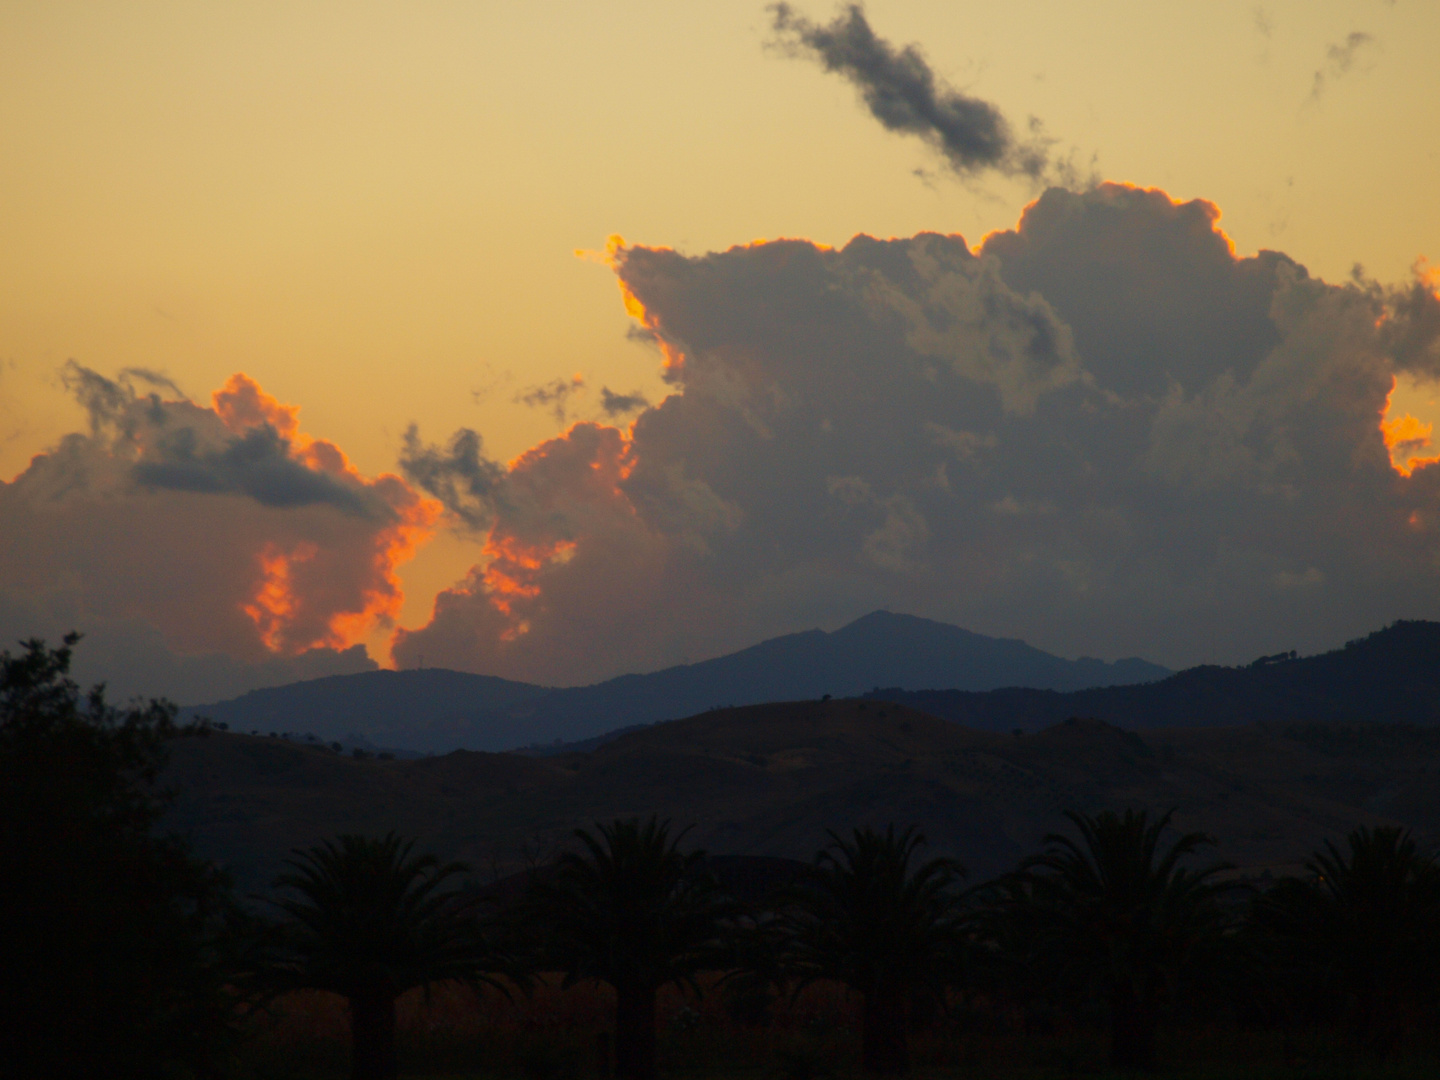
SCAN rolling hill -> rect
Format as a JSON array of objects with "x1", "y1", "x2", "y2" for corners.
[
  {"x1": 163, "y1": 698, "x2": 1440, "y2": 892},
  {"x1": 183, "y1": 610, "x2": 1169, "y2": 752},
  {"x1": 869, "y1": 620, "x2": 1440, "y2": 732}
]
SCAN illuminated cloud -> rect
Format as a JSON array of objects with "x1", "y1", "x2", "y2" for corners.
[
  {"x1": 395, "y1": 184, "x2": 1440, "y2": 684},
  {"x1": 0, "y1": 369, "x2": 437, "y2": 702},
  {"x1": 769, "y1": 3, "x2": 1049, "y2": 178}
]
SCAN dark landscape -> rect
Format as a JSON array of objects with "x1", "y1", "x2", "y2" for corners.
[
  {"x1": 169, "y1": 696, "x2": 1440, "y2": 891},
  {"x1": 14, "y1": 621, "x2": 1440, "y2": 1079}
]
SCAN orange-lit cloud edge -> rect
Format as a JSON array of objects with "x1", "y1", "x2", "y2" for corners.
[
  {"x1": 124, "y1": 186, "x2": 1438, "y2": 667},
  {"x1": 440, "y1": 184, "x2": 1440, "y2": 658},
  {"x1": 211, "y1": 374, "x2": 440, "y2": 657}
]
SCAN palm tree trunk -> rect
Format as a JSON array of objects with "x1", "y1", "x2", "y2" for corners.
[
  {"x1": 861, "y1": 988, "x2": 909, "y2": 1075},
  {"x1": 1108, "y1": 979, "x2": 1156, "y2": 1072},
  {"x1": 614, "y1": 982, "x2": 658, "y2": 1080},
  {"x1": 349, "y1": 989, "x2": 399, "y2": 1080}
]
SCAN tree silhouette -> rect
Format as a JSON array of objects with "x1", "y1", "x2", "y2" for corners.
[
  {"x1": 0, "y1": 634, "x2": 239, "y2": 1077},
  {"x1": 1011, "y1": 809, "x2": 1231, "y2": 1071},
  {"x1": 778, "y1": 825, "x2": 967, "y2": 1075},
  {"x1": 266, "y1": 833, "x2": 501, "y2": 1080},
  {"x1": 1250, "y1": 825, "x2": 1440, "y2": 1052},
  {"x1": 523, "y1": 816, "x2": 736, "y2": 1080}
]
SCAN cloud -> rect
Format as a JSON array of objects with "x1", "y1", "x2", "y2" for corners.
[
  {"x1": 0, "y1": 371, "x2": 437, "y2": 689},
  {"x1": 600, "y1": 387, "x2": 650, "y2": 417},
  {"x1": 394, "y1": 183, "x2": 1440, "y2": 685},
  {"x1": 0, "y1": 586, "x2": 376, "y2": 705},
  {"x1": 1310, "y1": 31, "x2": 1376, "y2": 100},
  {"x1": 769, "y1": 3, "x2": 1049, "y2": 178},
  {"x1": 514, "y1": 374, "x2": 586, "y2": 423},
  {"x1": 399, "y1": 425, "x2": 506, "y2": 531}
]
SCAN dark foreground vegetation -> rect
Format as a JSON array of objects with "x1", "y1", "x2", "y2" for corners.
[{"x1": 7, "y1": 637, "x2": 1440, "y2": 1079}]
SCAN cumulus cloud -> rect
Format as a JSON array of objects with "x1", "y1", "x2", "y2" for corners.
[
  {"x1": 0, "y1": 370, "x2": 437, "y2": 699},
  {"x1": 769, "y1": 3, "x2": 1049, "y2": 178},
  {"x1": 394, "y1": 184, "x2": 1440, "y2": 684}
]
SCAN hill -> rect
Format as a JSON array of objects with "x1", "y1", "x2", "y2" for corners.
[
  {"x1": 183, "y1": 610, "x2": 1169, "y2": 752},
  {"x1": 868, "y1": 620, "x2": 1440, "y2": 732},
  {"x1": 184, "y1": 668, "x2": 548, "y2": 751},
  {"x1": 163, "y1": 698, "x2": 1440, "y2": 892}
]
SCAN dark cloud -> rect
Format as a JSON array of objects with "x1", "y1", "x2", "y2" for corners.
[
  {"x1": 393, "y1": 184, "x2": 1440, "y2": 685},
  {"x1": 600, "y1": 387, "x2": 650, "y2": 417},
  {"x1": 514, "y1": 375, "x2": 585, "y2": 423},
  {"x1": 60, "y1": 363, "x2": 386, "y2": 518},
  {"x1": 769, "y1": 3, "x2": 1048, "y2": 178},
  {"x1": 1310, "y1": 31, "x2": 1376, "y2": 99},
  {"x1": 1, "y1": 370, "x2": 436, "y2": 673},
  {"x1": 136, "y1": 422, "x2": 382, "y2": 517},
  {"x1": 398, "y1": 425, "x2": 505, "y2": 531}
]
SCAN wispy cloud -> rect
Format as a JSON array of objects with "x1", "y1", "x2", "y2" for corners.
[
  {"x1": 514, "y1": 374, "x2": 585, "y2": 423},
  {"x1": 1310, "y1": 31, "x2": 1376, "y2": 100}
]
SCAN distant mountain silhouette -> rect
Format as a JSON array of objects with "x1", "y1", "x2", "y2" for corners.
[
  {"x1": 185, "y1": 611, "x2": 1168, "y2": 752},
  {"x1": 186, "y1": 668, "x2": 547, "y2": 750},
  {"x1": 870, "y1": 620, "x2": 1440, "y2": 732}
]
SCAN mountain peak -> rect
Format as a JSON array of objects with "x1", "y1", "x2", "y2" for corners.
[{"x1": 190, "y1": 611, "x2": 1170, "y2": 753}]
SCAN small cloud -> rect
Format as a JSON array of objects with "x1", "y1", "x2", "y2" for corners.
[
  {"x1": 1309, "y1": 31, "x2": 1376, "y2": 101},
  {"x1": 398, "y1": 425, "x2": 505, "y2": 532},
  {"x1": 599, "y1": 386, "x2": 649, "y2": 418},
  {"x1": 768, "y1": 3, "x2": 1052, "y2": 179},
  {"x1": 514, "y1": 374, "x2": 586, "y2": 423},
  {"x1": 1272, "y1": 567, "x2": 1325, "y2": 590},
  {"x1": 924, "y1": 422, "x2": 996, "y2": 459},
  {"x1": 468, "y1": 364, "x2": 514, "y2": 405}
]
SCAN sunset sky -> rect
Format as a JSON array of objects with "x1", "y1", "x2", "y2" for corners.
[{"x1": 3, "y1": 1, "x2": 1439, "y2": 703}]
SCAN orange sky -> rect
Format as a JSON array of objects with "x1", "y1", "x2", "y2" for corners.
[{"x1": 2, "y1": 1, "x2": 1439, "y2": 683}]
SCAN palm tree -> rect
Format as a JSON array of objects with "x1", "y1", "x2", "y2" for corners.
[
  {"x1": 1250, "y1": 825, "x2": 1440, "y2": 1051},
  {"x1": 523, "y1": 816, "x2": 735, "y2": 1080},
  {"x1": 266, "y1": 833, "x2": 501, "y2": 1080},
  {"x1": 1011, "y1": 809, "x2": 1231, "y2": 1071},
  {"x1": 778, "y1": 825, "x2": 967, "y2": 1075}
]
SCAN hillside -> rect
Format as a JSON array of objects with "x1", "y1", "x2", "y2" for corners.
[
  {"x1": 871, "y1": 620, "x2": 1440, "y2": 732},
  {"x1": 183, "y1": 610, "x2": 1169, "y2": 752},
  {"x1": 185, "y1": 668, "x2": 549, "y2": 751},
  {"x1": 163, "y1": 698, "x2": 1440, "y2": 891}
]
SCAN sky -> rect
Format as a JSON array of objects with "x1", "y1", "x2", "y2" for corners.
[{"x1": 3, "y1": 1, "x2": 1439, "y2": 703}]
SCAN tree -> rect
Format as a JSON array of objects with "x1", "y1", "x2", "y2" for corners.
[
  {"x1": 1011, "y1": 809, "x2": 1231, "y2": 1071},
  {"x1": 778, "y1": 825, "x2": 967, "y2": 1075},
  {"x1": 1250, "y1": 825, "x2": 1440, "y2": 1052},
  {"x1": 266, "y1": 833, "x2": 504, "y2": 1080},
  {"x1": 523, "y1": 816, "x2": 736, "y2": 1080},
  {"x1": 0, "y1": 634, "x2": 238, "y2": 1077}
]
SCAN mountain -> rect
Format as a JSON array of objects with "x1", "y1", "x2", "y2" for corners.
[
  {"x1": 163, "y1": 699, "x2": 1440, "y2": 892},
  {"x1": 184, "y1": 611, "x2": 1169, "y2": 753},
  {"x1": 868, "y1": 620, "x2": 1440, "y2": 733},
  {"x1": 184, "y1": 668, "x2": 548, "y2": 750}
]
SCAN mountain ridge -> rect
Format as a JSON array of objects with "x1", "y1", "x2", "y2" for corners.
[
  {"x1": 868, "y1": 620, "x2": 1440, "y2": 732},
  {"x1": 184, "y1": 610, "x2": 1169, "y2": 752}
]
